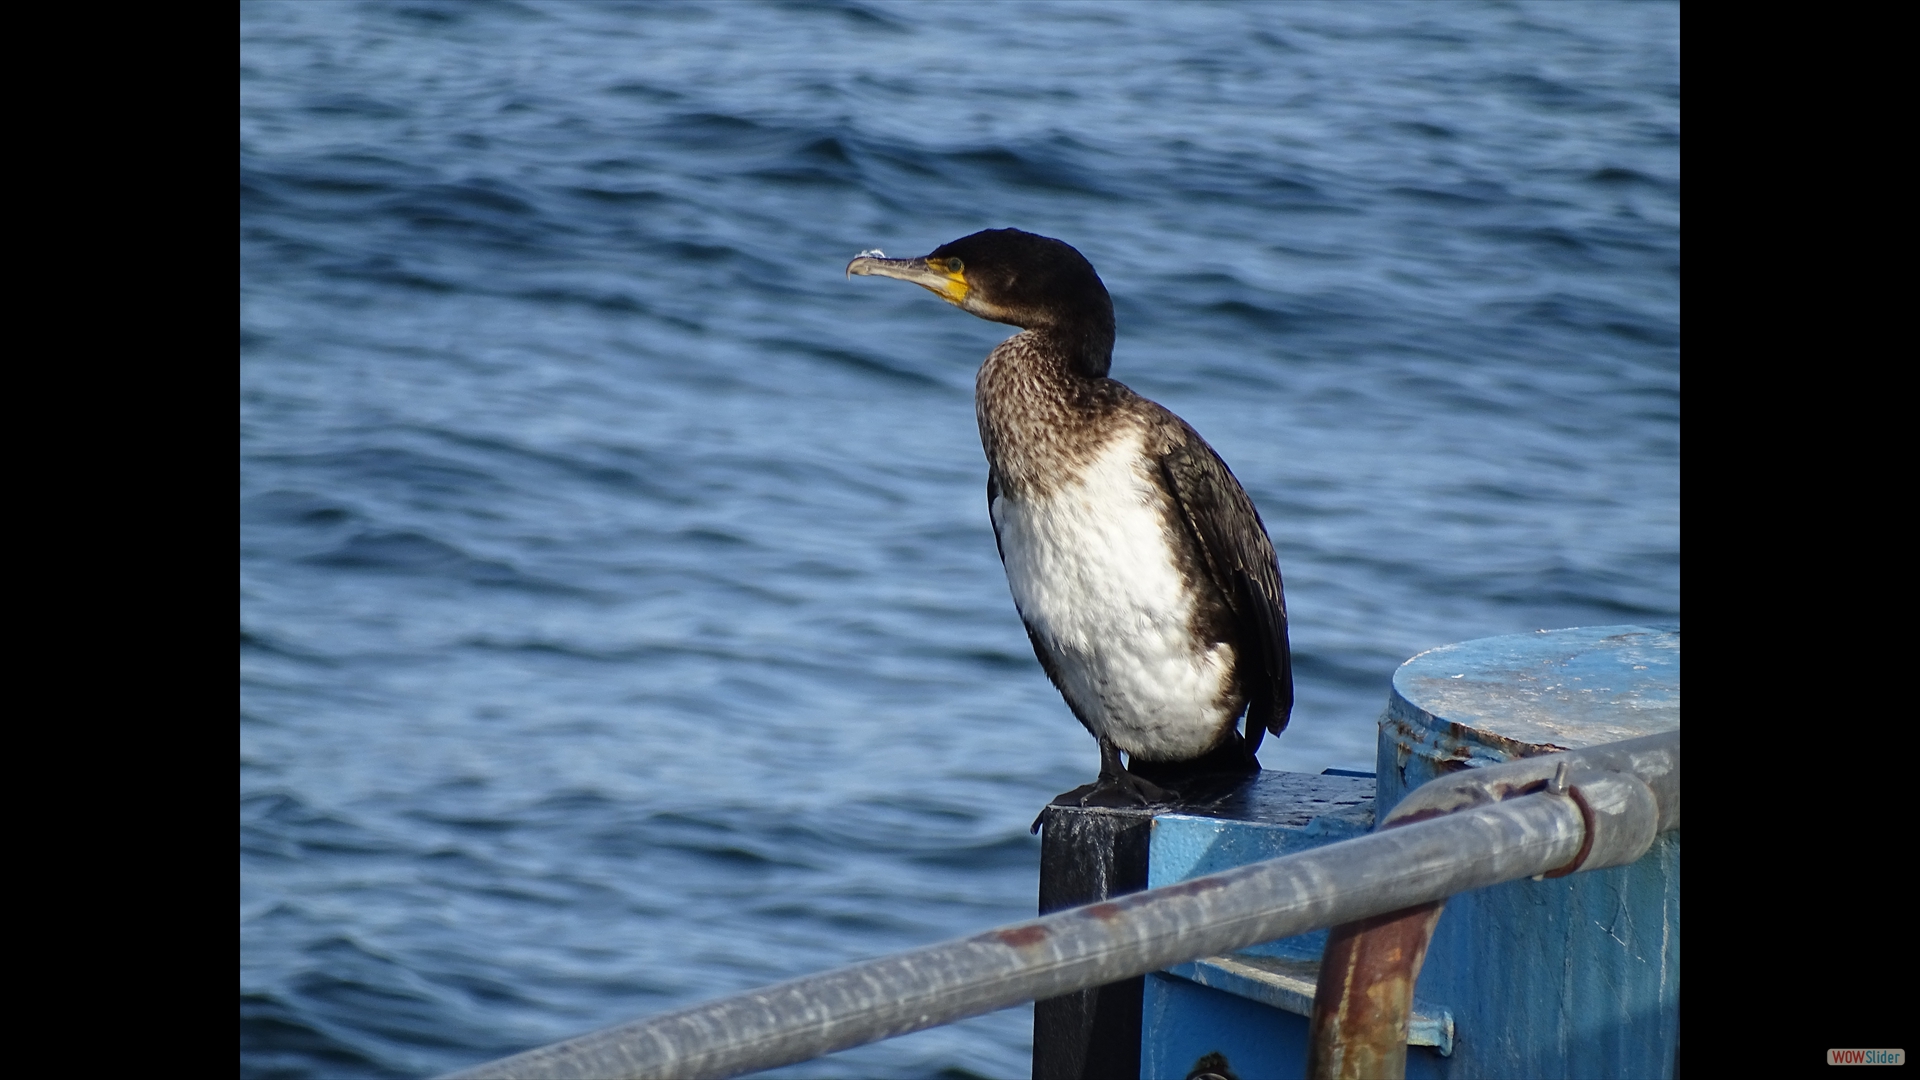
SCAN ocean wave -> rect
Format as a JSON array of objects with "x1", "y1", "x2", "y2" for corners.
[{"x1": 302, "y1": 530, "x2": 584, "y2": 595}]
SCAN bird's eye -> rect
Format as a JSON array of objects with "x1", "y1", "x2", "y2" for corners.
[{"x1": 945, "y1": 258, "x2": 964, "y2": 275}]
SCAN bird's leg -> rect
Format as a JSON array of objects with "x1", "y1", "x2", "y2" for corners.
[{"x1": 1051, "y1": 737, "x2": 1175, "y2": 809}]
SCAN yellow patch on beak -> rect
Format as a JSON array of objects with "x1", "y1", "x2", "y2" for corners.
[{"x1": 928, "y1": 259, "x2": 971, "y2": 305}]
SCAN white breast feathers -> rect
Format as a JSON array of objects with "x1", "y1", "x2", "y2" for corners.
[{"x1": 990, "y1": 426, "x2": 1239, "y2": 760}]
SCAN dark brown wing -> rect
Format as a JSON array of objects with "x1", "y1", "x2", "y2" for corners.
[{"x1": 1153, "y1": 418, "x2": 1293, "y2": 751}]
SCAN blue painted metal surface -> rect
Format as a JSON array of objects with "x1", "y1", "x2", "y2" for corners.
[
  {"x1": 1140, "y1": 625, "x2": 1679, "y2": 1080},
  {"x1": 1140, "y1": 774, "x2": 1451, "y2": 1080},
  {"x1": 1379, "y1": 624, "x2": 1680, "y2": 792},
  {"x1": 1377, "y1": 625, "x2": 1680, "y2": 1079},
  {"x1": 1143, "y1": 973, "x2": 1450, "y2": 1080},
  {"x1": 1148, "y1": 774, "x2": 1374, "y2": 966}
]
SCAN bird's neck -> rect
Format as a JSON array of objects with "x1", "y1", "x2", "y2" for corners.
[
  {"x1": 1029, "y1": 314, "x2": 1114, "y2": 380},
  {"x1": 975, "y1": 327, "x2": 1132, "y2": 498}
]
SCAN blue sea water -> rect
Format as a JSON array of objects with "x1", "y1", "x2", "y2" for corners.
[{"x1": 238, "y1": 2, "x2": 1679, "y2": 1076}]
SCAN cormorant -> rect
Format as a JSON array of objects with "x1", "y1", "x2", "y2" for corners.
[{"x1": 848, "y1": 229, "x2": 1291, "y2": 817}]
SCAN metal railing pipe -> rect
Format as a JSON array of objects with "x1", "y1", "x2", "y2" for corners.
[{"x1": 444, "y1": 791, "x2": 1586, "y2": 1080}]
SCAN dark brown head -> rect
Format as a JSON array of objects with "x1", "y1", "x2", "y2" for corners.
[{"x1": 848, "y1": 228, "x2": 1116, "y2": 376}]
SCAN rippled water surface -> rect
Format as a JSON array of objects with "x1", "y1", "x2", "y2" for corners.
[{"x1": 239, "y1": 3, "x2": 1678, "y2": 1076}]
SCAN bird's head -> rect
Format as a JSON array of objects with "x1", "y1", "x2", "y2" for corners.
[{"x1": 847, "y1": 229, "x2": 1116, "y2": 373}]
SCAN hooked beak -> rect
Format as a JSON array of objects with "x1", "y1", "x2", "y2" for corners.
[{"x1": 846, "y1": 252, "x2": 971, "y2": 307}]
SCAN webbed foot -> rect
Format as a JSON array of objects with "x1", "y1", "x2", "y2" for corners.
[
  {"x1": 1029, "y1": 754, "x2": 1174, "y2": 833},
  {"x1": 1029, "y1": 732, "x2": 1263, "y2": 833},
  {"x1": 1029, "y1": 772, "x2": 1175, "y2": 834},
  {"x1": 1051, "y1": 769, "x2": 1174, "y2": 809}
]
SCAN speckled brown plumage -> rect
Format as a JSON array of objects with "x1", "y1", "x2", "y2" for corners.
[{"x1": 974, "y1": 329, "x2": 1129, "y2": 500}]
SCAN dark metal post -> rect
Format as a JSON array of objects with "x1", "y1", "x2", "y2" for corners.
[{"x1": 1033, "y1": 805, "x2": 1152, "y2": 1080}]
